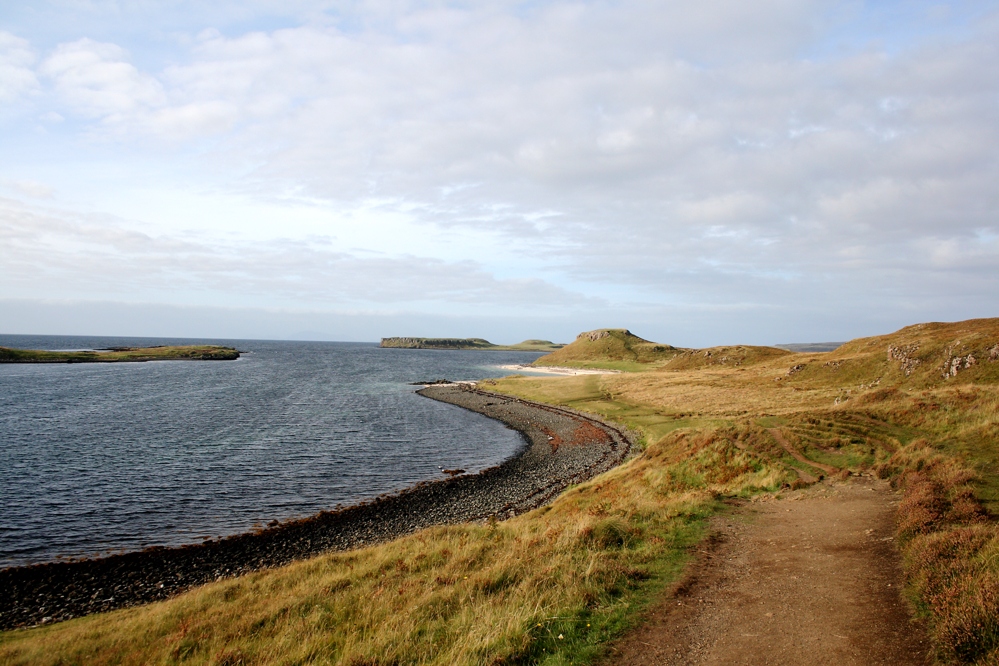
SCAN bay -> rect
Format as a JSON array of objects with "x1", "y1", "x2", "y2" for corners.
[{"x1": 0, "y1": 335, "x2": 544, "y2": 568}]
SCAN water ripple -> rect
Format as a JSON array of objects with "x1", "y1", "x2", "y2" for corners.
[{"x1": 0, "y1": 336, "x2": 542, "y2": 567}]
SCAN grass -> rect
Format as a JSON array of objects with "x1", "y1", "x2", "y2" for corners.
[
  {"x1": 2, "y1": 317, "x2": 998, "y2": 664},
  {"x1": 531, "y1": 329, "x2": 791, "y2": 373},
  {"x1": 0, "y1": 422, "x2": 789, "y2": 665},
  {"x1": 532, "y1": 330, "x2": 679, "y2": 370},
  {"x1": 0, "y1": 345, "x2": 240, "y2": 363}
]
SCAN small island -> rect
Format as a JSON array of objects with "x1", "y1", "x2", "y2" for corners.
[
  {"x1": 0, "y1": 345, "x2": 240, "y2": 363},
  {"x1": 380, "y1": 337, "x2": 563, "y2": 351}
]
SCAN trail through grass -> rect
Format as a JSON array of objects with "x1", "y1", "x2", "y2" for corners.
[{"x1": 3, "y1": 318, "x2": 998, "y2": 664}]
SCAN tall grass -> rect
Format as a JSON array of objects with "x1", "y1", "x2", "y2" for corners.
[
  {"x1": 0, "y1": 420, "x2": 791, "y2": 665},
  {"x1": 3, "y1": 317, "x2": 997, "y2": 664},
  {"x1": 875, "y1": 441, "x2": 999, "y2": 664}
]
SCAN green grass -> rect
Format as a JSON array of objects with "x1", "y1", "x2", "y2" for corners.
[
  {"x1": 531, "y1": 329, "x2": 791, "y2": 373},
  {"x1": 0, "y1": 345, "x2": 240, "y2": 363},
  {"x1": 2, "y1": 317, "x2": 998, "y2": 664},
  {"x1": 0, "y1": 424, "x2": 783, "y2": 666},
  {"x1": 482, "y1": 374, "x2": 733, "y2": 450},
  {"x1": 532, "y1": 329, "x2": 680, "y2": 370}
]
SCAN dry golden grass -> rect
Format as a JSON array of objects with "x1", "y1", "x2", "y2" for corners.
[
  {"x1": 489, "y1": 317, "x2": 999, "y2": 664},
  {"x1": 532, "y1": 329, "x2": 679, "y2": 371},
  {"x1": 3, "y1": 317, "x2": 998, "y2": 664},
  {"x1": 0, "y1": 416, "x2": 792, "y2": 665}
]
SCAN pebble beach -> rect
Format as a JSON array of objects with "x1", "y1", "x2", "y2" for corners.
[{"x1": 0, "y1": 384, "x2": 633, "y2": 629}]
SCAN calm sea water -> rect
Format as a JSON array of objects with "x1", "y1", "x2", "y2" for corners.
[{"x1": 0, "y1": 335, "x2": 545, "y2": 568}]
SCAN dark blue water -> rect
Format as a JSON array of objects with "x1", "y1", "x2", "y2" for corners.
[{"x1": 0, "y1": 335, "x2": 544, "y2": 568}]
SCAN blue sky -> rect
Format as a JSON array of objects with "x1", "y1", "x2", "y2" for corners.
[{"x1": 2, "y1": 1, "x2": 997, "y2": 345}]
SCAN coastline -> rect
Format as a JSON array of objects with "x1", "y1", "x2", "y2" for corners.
[
  {"x1": 0, "y1": 345, "x2": 240, "y2": 364},
  {"x1": 0, "y1": 384, "x2": 633, "y2": 630}
]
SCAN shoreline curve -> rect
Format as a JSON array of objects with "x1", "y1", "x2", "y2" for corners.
[{"x1": 0, "y1": 384, "x2": 633, "y2": 630}]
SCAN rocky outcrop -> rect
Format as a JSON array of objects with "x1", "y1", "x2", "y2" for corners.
[
  {"x1": 887, "y1": 344, "x2": 921, "y2": 376},
  {"x1": 579, "y1": 330, "x2": 616, "y2": 342},
  {"x1": 380, "y1": 337, "x2": 494, "y2": 349},
  {"x1": 942, "y1": 352, "x2": 977, "y2": 378}
]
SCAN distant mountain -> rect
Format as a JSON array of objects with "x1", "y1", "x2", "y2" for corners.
[{"x1": 774, "y1": 342, "x2": 845, "y2": 352}]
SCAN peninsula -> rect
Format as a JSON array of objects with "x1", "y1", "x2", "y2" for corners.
[
  {"x1": 0, "y1": 345, "x2": 240, "y2": 363},
  {"x1": 380, "y1": 337, "x2": 563, "y2": 351}
]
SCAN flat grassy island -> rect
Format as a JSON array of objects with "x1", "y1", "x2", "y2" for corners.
[
  {"x1": 381, "y1": 337, "x2": 563, "y2": 352},
  {"x1": 3, "y1": 319, "x2": 999, "y2": 664},
  {"x1": 0, "y1": 345, "x2": 240, "y2": 363}
]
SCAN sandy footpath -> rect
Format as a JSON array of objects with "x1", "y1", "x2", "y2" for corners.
[{"x1": 604, "y1": 476, "x2": 930, "y2": 665}]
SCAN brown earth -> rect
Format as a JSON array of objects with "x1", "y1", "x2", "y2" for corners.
[{"x1": 604, "y1": 476, "x2": 931, "y2": 665}]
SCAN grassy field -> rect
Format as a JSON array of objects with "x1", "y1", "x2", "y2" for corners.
[
  {"x1": 2, "y1": 318, "x2": 998, "y2": 664},
  {"x1": 0, "y1": 345, "x2": 240, "y2": 363}
]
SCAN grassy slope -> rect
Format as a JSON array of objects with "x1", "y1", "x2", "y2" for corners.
[
  {"x1": 505, "y1": 340, "x2": 566, "y2": 352},
  {"x1": 532, "y1": 329, "x2": 681, "y2": 371},
  {"x1": 3, "y1": 318, "x2": 998, "y2": 664},
  {"x1": 0, "y1": 345, "x2": 239, "y2": 363},
  {"x1": 532, "y1": 329, "x2": 790, "y2": 372},
  {"x1": 0, "y1": 426, "x2": 782, "y2": 665}
]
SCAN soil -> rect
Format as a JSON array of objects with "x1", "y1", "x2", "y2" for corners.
[
  {"x1": 0, "y1": 385, "x2": 633, "y2": 630},
  {"x1": 604, "y1": 475, "x2": 931, "y2": 665}
]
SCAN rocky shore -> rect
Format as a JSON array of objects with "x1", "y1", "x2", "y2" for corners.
[{"x1": 0, "y1": 384, "x2": 633, "y2": 630}]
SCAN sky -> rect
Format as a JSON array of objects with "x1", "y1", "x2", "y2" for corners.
[{"x1": 1, "y1": 1, "x2": 997, "y2": 346}]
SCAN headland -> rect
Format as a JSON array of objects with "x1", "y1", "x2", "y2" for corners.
[
  {"x1": 380, "y1": 337, "x2": 563, "y2": 351},
  {"x1": 0, "y1": 345, "x2": 240, "y2": 363}
]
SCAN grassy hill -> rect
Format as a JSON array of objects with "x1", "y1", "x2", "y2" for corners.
[
  {"x1": 533, "y1": 329, "x2": 680, "y2": 370},
  {"x1": 381, "y1": 337, "x2": 563, "y2": 352},
  {"x1": 656, "y1": 345, "x2": 791, "y2": 371},
  {"x1": 533, "y1": 329, "x2": 792, "y2": 372},
  {"x1": 3, "y1": 318, "x2": 999, "y2": 664}
]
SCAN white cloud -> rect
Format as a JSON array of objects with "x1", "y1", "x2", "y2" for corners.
[
  {"x1": 0, "y1": 196, "x2": 597, "y2": 313},
  {"x1": 0, "y1": 31, "x2": 38, "y2": 105},
  {"x1": 2, "y1": 2, "x2": 998, "y2": 339},
  {"x1": 39, "y1": 38, "x2": 165, "y2": 121},
  {"x1": 1, "y1": 179, "x2": 55, "y2": 199}
]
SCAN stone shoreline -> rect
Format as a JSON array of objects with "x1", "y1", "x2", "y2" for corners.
[{"x1": 0, "y1": 385, "x2": 633, "y2": 630}]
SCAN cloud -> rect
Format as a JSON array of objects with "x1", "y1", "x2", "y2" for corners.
[
  {"x1": 2, "y1": 2, "x2": 998, "y2": 340},
  {"x1": 39, "y1": 38, "x2": 165, "y2": 121},
  {"x1": 0, "y1": 197, "x2": 597, "y2": 313},
  {"x1": 1, "y1": 179, "x2": 55, "y2": 199},
  {"x1": 0, "y1": 31, "x2": 38, "y2": 105}
]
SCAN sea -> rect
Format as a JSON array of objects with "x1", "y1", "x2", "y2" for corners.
[{"x1": 0, "y1": 334, "x2": 547, "y2": 568}]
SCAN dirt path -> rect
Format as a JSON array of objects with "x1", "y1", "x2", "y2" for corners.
[
  {"x1": 605, "y1": 476, "x2": 931, "y2": 665},
  {"x1": 769, "y1": 427, "x2": 839, "y2": 476}
]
